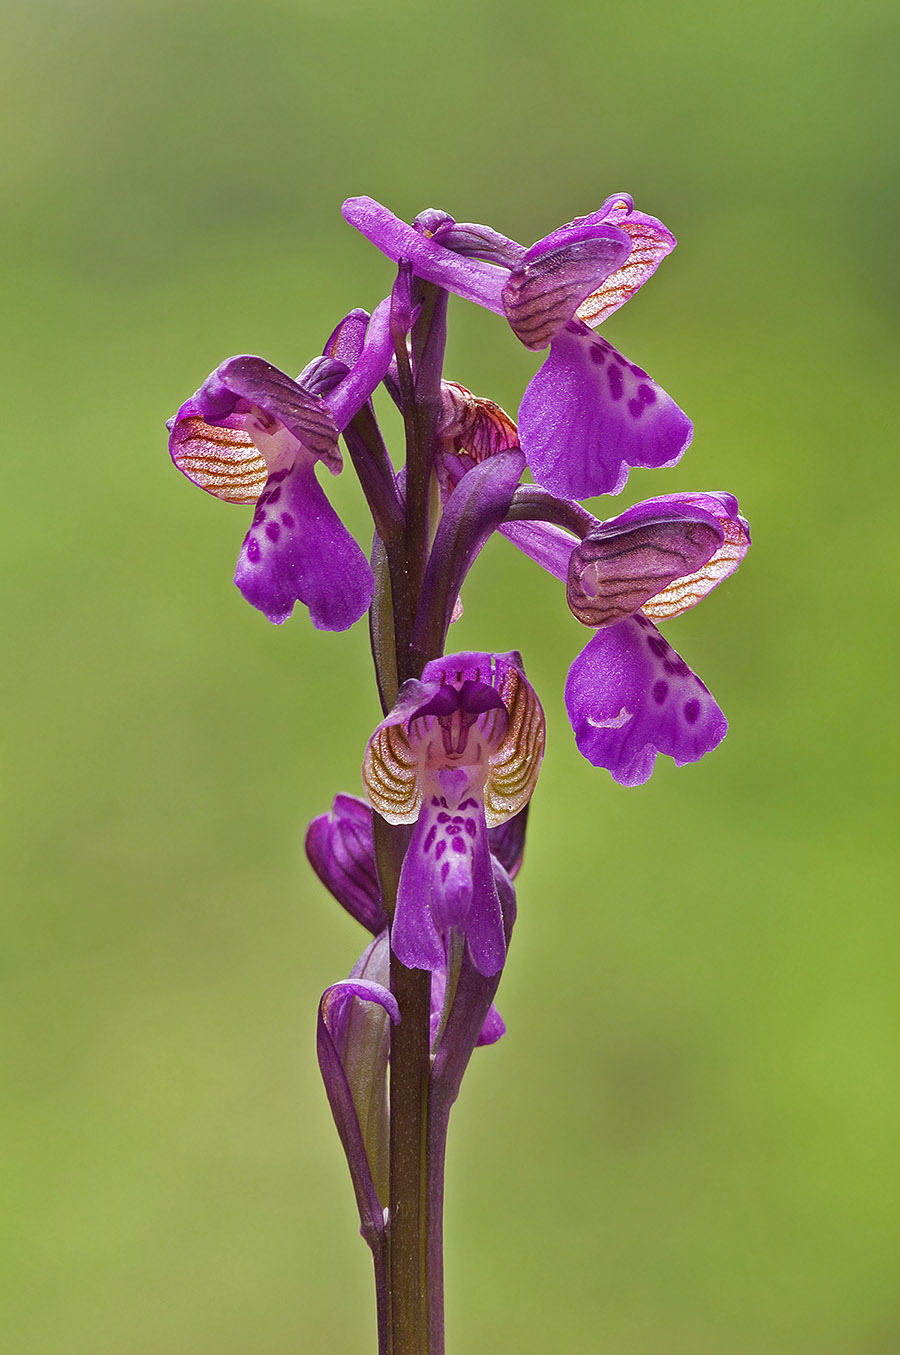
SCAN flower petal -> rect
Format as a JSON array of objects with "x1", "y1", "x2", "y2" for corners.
[
  {"x1": 305, "y1": 794, "x2": 388, "y2": 934},
  {"x1": 215, "y1": 355, "x2": 341, "y2": 470},
  {"x1": 517, "y1": 323, "x2": 693, "y2": 499},
  {"x1": 484, "y1": 658, "x2": 546, "y2": 827},
  {"x1": 323, "y1": 307, "x2": 371, "y2": 365},
  {"x1": 567, "y1": 503, "x2": 723, "y2": 628},
  {"x1": 169, "y1": 410, "x2": 266, "y2": 504},
  {"x1": 639, "y1": 492, "x2": 751, "y2": 621},
  {"x1": 565, "y1": 616, "x2": 727, "y2": 786},
  {"x1": 342, "y1": 197, "x2": 507, "y2": 314},
  {"x1": 392, "y1": 797, "x2": 505, "y2": 976},
  {"x1": 234, "y1": 455, "x2": 373, "y2": 629},
  {"x1": 501, "y1": 221, "x2": 632, "y2": 350},
  {"x1": 575, "y1": 195, "x2": 677, "y2": 327}
]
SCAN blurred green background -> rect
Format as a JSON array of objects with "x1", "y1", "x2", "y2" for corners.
[{"x1": 3, "y1": 0, "x2": 898, "y2": 1350}]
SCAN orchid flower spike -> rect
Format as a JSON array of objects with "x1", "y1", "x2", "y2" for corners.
[{"x1": 363, "y1": 651, "x2": 545, "y2": 976}]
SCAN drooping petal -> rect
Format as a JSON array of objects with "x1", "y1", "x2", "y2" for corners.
[
  {"x1": 638, "y1": 492, "x2": 752, "y2": 621},
  {"x1": 565, "y1": 616, "x2": 727, "y2": 786},
  {"x1": 392, "y1": 795, "x2": 505, "y2": 976},
  {"x1": 575, "y1": 195, "x2": 677, "y2": 327},
  {"x1": 234, "y1": 454, "x2": 373, "y2": 629},
  {"x1": 305, "y1": 794, "x2": 388, "y2": 934},
  {"x1": 501, "y1": 221, "x2": 632, "y2": 350},
  {"x1": 517, "y1": 322, "x2": 693, "y2": 499},
  {"x1": 169, "y1": 409, "x2": 267, "y2": 504},
  {"x1": 567, "y1": 501, "x2": 723, "y2": 628},
  {"x1": 342, "y1": 197, "x2": 507, "y2": 314}
]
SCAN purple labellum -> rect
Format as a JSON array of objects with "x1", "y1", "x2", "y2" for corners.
[{"x1": 565, "y1": 616, "x2": 728, "y2": 785}]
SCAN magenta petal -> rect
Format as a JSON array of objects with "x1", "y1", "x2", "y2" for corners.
[
  {"x1": 565, "y1": 617, "x2": 727, "y2": 786},
  {"x1": 392, "y1": 799, "x2": 505, "y2": 977},
  {"x1": 518, "y1": 325, "x2": 693, "y2": 499},
  {"x1": 342, "y1": 197, "x2": 507, "y2": 314},
  {"x1": 305, "y1": 795, "x2": 387, "y2": 934},
  {"x1": 501, "y1": 220, "x2": 631, "y2": 350},
  {"x1": 392, "y1": 808, "x2": 448, "y2": 974},
  {"x1": 215, "y1": 355, "x2": 340, "y2": 465},
  {"x1": 234, "y1": 456, "x2": 373, "y2": 629},
  {"x1": 460, "y1": 809, "x2": 506, "y2": 976}
]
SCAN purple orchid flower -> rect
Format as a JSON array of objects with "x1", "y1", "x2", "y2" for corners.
[
  {"x1": 168, "y1": 302, "x2": 394, "y2": 629},
  {"x1": 342, "y1": 194, "x2": 691, "y2": 499},
  {"x1": 508, "y1": 490, "x2": 751, "y2": 785},
  {"x1": 362, "y1": 651, "x2": 544, "y2": 977}
]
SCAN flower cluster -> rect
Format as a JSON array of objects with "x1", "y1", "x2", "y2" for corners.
[{"x1": 168, "y1": 191, "x2": 748, "y2": 1351}]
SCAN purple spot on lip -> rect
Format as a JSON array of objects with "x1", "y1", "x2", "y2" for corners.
[
  {"x1": 464, "y1": 818, "x2": 476, "y2": 836},
  {"x1": 437, "y1": 812, "x2": 450, "y2": 823},
  {"x1": 267, "y1": 486, "x2": 282, "y2": 505},
  {"x1": 435, "y1": 840, "x2": 447, "y2": 860},
  {"x1": 565, "y1": 319, "x2": 584, "y2": 334},
  {"x1": 451, "y1": 837, "x2": 466, "y2": 853},
  {"x1": 252, "y1": 507, "x2": 266, "y2": 526},
  {"x1": 423, "y1": 825, "x2": 437, "y2": 852},
  {"x1": 440, "y1": 861, "x2": 450, "y2": 882},
  {"x1": 633, "y1": 614, "x2": 651, "y2": 629},
  {"x1": 652, "y1": 680, "x2": 669, "y2": 704},
  {"x1": 684, "y1": 698, "x2": 701, "y2": 724},
  {"x1": 630, "y1": 363, "x2": 648, "y2": 378},
  {"x1": 663, "y1": 656, "x2": 690, "y2": 677},
  {"x1": 607, "y1": 364, "x2": 624, "y2": 401},
  {"x1": 246, "y1": 538, "x2": 261, "y2": 563},
  {"x1": 281, "y1": 512, "x2": 295, "y2": 528},
  {"x1": 269, "y1": 468, "x2": 289, "y2": 484},
  {"x1": 613, "y1": 351, "x2": 628, "y2": 366},
  {"x1": 589, "y1": 343, "x2": 606, "y2": 365},
  {"x1": 265, "y1": 521, "x2": 281, "y2": 542},
  {"x1": 628, "y1": 383, "x2": 658, "y2": 420},
  {"x1": 648, "y1": 635, "x2": 668, "y2": 657}
]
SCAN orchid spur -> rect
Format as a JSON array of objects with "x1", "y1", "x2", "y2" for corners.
[{"x1": 167, "y1": 190, "x2": 747, "y2": 1355}]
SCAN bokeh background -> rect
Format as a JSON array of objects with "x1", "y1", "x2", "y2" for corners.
[{"x1": 3, "y1": 0, "x2": 898, "y2": 1350}]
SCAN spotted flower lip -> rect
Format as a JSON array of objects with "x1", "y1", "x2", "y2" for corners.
[
  {"x1": 168, "y1": 301, "x2": 394, "y2": 629},
  {"x1": 363, "y1": 651, "x2": 544, "y2": 976},
  {"x1": 562, "y1": 492, "x2": 750, "y2": 785},
  {"x1": 342, "y1": 194, "x2": 691, "y2": 499}
]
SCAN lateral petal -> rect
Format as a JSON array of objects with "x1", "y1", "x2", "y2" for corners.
[{"x1": 565, "y1": 617, "x2": 727, "y2": 786}]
